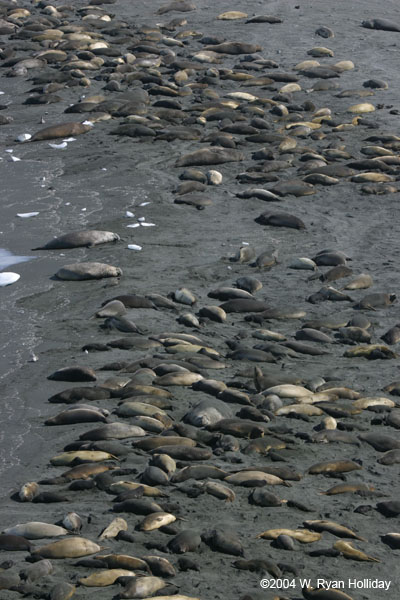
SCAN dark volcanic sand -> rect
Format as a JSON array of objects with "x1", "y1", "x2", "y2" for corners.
[{"x1": 1, "y1": 0, "x2": 400, "y2": 599}]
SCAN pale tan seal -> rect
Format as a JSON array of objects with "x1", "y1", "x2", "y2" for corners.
[
  {"x1": 55, "y1": 262, "x2": 122, "y2": 280},
  {"x1": 33, "y1": 230, "x2": 120, "y2": 250}
]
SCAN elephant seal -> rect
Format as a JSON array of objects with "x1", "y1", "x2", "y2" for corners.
[
  {"x1": 32, "y1": 537, "x2": 103, "y2": 558},
  {"x1": 201, "y1": 528, "x2": 244, "y2": 556},
  {"x1": 79, "y1": 423, "x2": 146, "y2": 440},
  {"x1": 19, "y1": 558, "x2": 54, "y2": 583},
  {"x1": 246, "y1": 15, "x2": 282, "y2": 24},
  {"x1": 219, "y1": 299, "x2": 269, "y2": 313},
  {"x1": 95, "y1": 300, "x2": 127, "y2": 318},
  {"x1": 79, "y1": 569, "x2": 135, "y2": 587},
  {"x1": 256, "y1": 528, "x2": 320, "y2": 543},
  {"x1": 157, "y1": 1, "x2": 196, "y2": 14},
  {"x1": 308, "y1": 460, "x2": 362, "y2": 474},
  {"x1": 315, "y1": 26, "x2": 334, "y2": 38},
  {"x1": 167, "y1": 530, "x2": 202, "y2": 553},
  {"x1": 359, "y1": 433, "x2": 400, "y2": 452},
  {"x1": 3, "y1": 522, "x2": 68, "y2": 539},
  {"x1": 255, "y1": 211, "x2": 306, "y2": 229},
  {"x1": 355, "y1": 292, "x2": 396, "y2": 310},
  {"x1": 249, "y1": 488, "x2": 282, "y2": 507},
  {"x1": 19, "y1": 482, "x2": 40, "y2": 502},
  {"x1": 376, "y1": 500, "x2": 400, "y2": 517},
  {"x1": 184, "y1": 399, "x2": 232, "y2": 426},
  {"x1": 0, "y1": 571, "x2": 21, "y2": 591},
  {"x1": 45, "y1": 408, "x2": 108, "y2": 426},
  {"x1": 33, "y1": 231, "x2": 120, "y2": 250},
  {"x1": 381, "y1": 533, "x2": 400, "y2": 549},
  {"x1": 30, "y1": 122, "x2": 93, "y2": 141},
  {"x1": 302, "y1": 586, "x2": 354, "y2": 599},
  {"x1": 0, "y1": 534, "x2": 33, "y2": 551},
  {"x1": 47, "y1": 367, "x2": 96, "y2": 382},
  {"x1": 362, "y1": 18, "x2": 400, "y2": 32},
  {"x1": 378, "y1": 449, "x2": 400, "y2": 465},
  {"x1": 119, "y1": 576, "x2": 167, "y2": 598},
  {"x1": 48, "y1": 582, "x2": 76, "y2": 600},
  {"x1": 55, "y1": 262, "x2": 122, "y2": 280},
  {"x1": 203, "y1": 42, "x2": 261, "y2": 54},
  {"x1": 175, "y1": 147, "x2": 243, "y2": 167}
]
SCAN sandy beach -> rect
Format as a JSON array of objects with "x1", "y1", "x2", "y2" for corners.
[{"x1": 1, "y1": 0, "x2": 400, "y2": 598}]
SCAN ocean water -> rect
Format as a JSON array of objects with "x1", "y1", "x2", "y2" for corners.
[
  {"x1": 0, "y1": 248, "x2": 34, "y2": 270},
  {"x1": 0, "y1": 158, "x2": 61, "y2": 496}
]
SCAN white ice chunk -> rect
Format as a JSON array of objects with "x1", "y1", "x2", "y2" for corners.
[
  {"x1": 49, "y1": 142, "x2": 67, "y2": 149},
  {"x1": 16, "y1": 133, "x2": 31, "y2": 142},
  {"x1": 0, "y1": 272, "x2": 20, "y2": 286}
]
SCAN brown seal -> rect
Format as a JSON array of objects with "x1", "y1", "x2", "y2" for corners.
[{"x1": 30, "y1": 121, "x2": 92, "y2": 141}]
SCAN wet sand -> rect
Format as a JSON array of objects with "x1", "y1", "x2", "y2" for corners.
[{"x1": 1, "y1": 0, "x2": 400, "y2": 598}]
